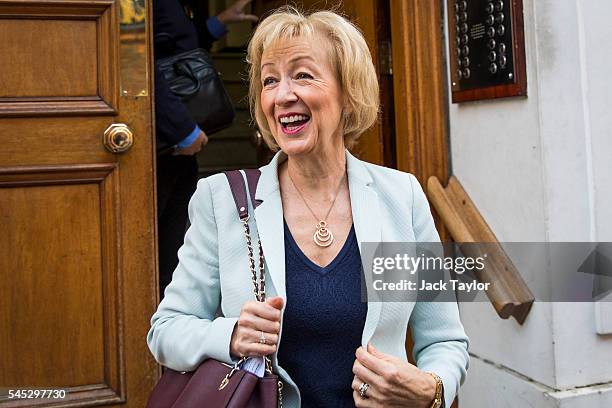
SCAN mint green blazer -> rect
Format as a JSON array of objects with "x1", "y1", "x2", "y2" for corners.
[{"x1": 147, "y1": 150, "x2": 469, "y2": 407}]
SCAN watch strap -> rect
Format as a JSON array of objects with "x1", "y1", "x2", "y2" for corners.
[{"x1": 425, "y1": 372, "x2": 444, "y2": 408}]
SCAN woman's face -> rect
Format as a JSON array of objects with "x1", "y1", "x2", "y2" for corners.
[{"x1": 260, "y1": 36, "x2": 344, "y2": 157}]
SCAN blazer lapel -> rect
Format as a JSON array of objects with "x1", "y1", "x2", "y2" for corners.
[
  {"x1": 346, "y1": 151, "x2": 383, "y2": 347},
  {"x1": 254, "y1": 152, "x2": 287, "y2": 300}
]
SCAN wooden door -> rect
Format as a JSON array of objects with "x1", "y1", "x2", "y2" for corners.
[{"x1": 0, "y1": 0, "x2": 158, "y2": 406}]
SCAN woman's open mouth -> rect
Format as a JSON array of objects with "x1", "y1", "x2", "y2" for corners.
[{"x1": 279, "y1": 114, "x2": 310, "y2": 135}]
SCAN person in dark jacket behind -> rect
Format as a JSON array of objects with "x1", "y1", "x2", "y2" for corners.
[{"x1": 154, "y1": 0, "x2": 258, "y2": 297}]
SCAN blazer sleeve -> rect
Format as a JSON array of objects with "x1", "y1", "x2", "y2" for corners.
[
  {"x1": 147, "y1": 177, "x2": 238, "y2": 371},
  {"x1": 407, "y1": 174, "x2": 470, "y2": 408}
]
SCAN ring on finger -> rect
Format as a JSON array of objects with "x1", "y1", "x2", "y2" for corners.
[
  {"x1": 259, "y1": 330, "x2": 267, "y2": 344},
  {"x1": 359, "y1": 382, "x2": 370, "y2": 399}
]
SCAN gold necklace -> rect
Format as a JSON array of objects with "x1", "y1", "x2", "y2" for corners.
[{"x1": 287, "y1": 170, "x2": 346, "y2": 248}]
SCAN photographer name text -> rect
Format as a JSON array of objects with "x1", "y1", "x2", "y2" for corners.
[{"x1": 372, "y1": 279, "x2": 490, "y2": 292}]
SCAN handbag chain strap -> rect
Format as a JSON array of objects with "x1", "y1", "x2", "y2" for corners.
[
  {"x1": 241, "y1": 217, "x2": 276, "y2": 378},
  {"x1": 226, "y1": 170, "x2": 283, "y2": 406},
  {"x1": 241, "y1": 216, "x2": 266, "y2": 302}
]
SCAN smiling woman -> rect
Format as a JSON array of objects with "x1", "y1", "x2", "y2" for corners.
[{"x1": 147, "y1": 6, "x2": 469, "y2": 408}]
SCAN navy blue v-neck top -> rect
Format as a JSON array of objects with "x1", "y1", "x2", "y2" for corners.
[{"x1": 278, "y1": 221, "x2": 367, "y2": 408}]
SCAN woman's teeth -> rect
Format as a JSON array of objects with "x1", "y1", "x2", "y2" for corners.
[{"x1": 280, "y1": 115, "x2": 310, "y2": 127}]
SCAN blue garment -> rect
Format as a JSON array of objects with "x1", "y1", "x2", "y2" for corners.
[
  {"x1": 278, "y1": 221, "x2": 367, "y2": 408},
  {"x1": 206, "y1": 15, "x2": 228, "y2": 39},
  {"x1": 176, "y1": 125, "x2": 201, "y2": 148}
]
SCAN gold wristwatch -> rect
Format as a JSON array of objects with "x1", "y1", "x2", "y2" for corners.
[{"x1": 426, "y1": 372, "x2": 444, "y2": 408}]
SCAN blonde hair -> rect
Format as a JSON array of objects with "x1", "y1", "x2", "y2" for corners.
[{"x1": 246, "y1": 6, "x2": 380, "y2": 150}]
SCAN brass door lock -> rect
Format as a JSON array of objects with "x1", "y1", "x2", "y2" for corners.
[{"x1": 104, "y1": 123, "x2": 134, "y2": 153}]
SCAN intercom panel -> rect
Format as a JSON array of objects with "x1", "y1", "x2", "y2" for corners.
[{"x1": 448, "y1": 0, "x2": 527, "y2": 102}]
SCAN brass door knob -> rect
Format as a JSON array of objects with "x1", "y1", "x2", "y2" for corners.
[{"x1": 104, "y1": 123, "x2": 134, "y2": 153}]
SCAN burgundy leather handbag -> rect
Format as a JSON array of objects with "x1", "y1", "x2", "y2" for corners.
[{"x1": 146, "y1": 169, "x2": 283, "y2": 408}]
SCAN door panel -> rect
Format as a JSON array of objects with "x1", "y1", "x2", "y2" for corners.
[
  {"x1": 0, "y1": 0, "x2": 157, "y2": 406},
  {"x1": 0, "y1": 0, "x2": 118, "y2": 116},
  {"x1": 1, "y1": 182, "x2": 105, "y2": 385},
  {"x1": 0, "y1": 19, "x2": 98, "y2": 98}
]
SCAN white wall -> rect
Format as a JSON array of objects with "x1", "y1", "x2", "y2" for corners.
[
  {"x1": 443, "y1": 0, "x2": 612, "y2": 402},
  {"x1": 578, "y1": 1, "x2": 612, "y2": 243},
  {"x1": 461, "y1": 357, "x2": 612, "y2": 408}
]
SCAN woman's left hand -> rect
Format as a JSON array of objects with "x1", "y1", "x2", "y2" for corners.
[{"x1": 352, "y1": 343, "x2": 437, "y2": 408}]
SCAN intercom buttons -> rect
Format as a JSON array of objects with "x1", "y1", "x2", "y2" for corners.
[
  {"x1": 451, "y1": 0, "x2": 522, "y2": 90},
  {"x1": 454, "y1": 1, "x2": 466, "y2": 74}
]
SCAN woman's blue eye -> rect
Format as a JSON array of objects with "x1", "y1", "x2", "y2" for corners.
[
  {"x1": 296, "y1": 72, "x2": 313, "y2": 80},
  {"x1": 263, "y1": 77, "x2": 276, "y2": 86}
]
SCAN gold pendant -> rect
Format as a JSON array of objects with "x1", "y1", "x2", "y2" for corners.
[{"x1": 314, "y1": 221, "x2": 334, "y2": 247}]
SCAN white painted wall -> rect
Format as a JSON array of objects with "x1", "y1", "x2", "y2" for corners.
[
  {"x1": 577, "y1": 1, "x2": 612, "y2": 243},
  {"x1": 442, "y1": 0, "x2": 612, "y2": 402},
  {"x1": 461, "y1": 357, "x2": 612, "y2": 408}
]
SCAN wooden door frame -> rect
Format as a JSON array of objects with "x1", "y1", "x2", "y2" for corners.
[
  {"x1": 390, "y1": 0, "x2": 451, "y2": 241},
  {"x1": 390, "y1": 1, "x2": 450, "y2": 187}
]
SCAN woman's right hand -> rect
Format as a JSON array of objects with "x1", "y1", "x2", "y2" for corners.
[{"x1": 230, "y1": 296, "x2": 284, "y2": 358}]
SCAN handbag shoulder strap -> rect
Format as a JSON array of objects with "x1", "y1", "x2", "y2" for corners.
[
  {"x1": 224, "y1": 169, "x2": 266, "y2": 303},
  {"x1": 224, "y1": 169, "x2": 262, "y2": 219},
  {"x1": 223, "y1": 169, "x2": 278, "y2": 380}
]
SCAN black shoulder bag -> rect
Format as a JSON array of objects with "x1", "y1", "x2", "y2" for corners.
[{"x1": 155, "y1": 33, "x2": 235, "y2": 154}]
